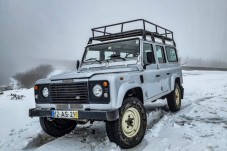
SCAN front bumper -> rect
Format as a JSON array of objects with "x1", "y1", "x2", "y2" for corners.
[{"x1": 29, "y1": 108, "x2": 119, "y2": 121}]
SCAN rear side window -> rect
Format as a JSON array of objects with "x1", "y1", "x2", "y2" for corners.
[
  {"x1": 156, "y1": 45, "x2": 166, "y2": 63},
  {"x1": 166, "y1": 47, "x2": 178, "y2": 62}
]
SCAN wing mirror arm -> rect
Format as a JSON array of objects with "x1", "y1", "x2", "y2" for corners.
[
  {"x1": 76, "y1": 60, "x2": 80, "y2": 70},
  {"x1": 143, "y1": 64, "x2": 148, "y2": 69}
]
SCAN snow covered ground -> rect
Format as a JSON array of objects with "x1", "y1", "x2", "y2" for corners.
[{"x1": 0, "y1": 70, "x2": 227, "y2": 151}]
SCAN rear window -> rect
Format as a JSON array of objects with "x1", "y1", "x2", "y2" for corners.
[{"x1": 166, "y1": 47, "x2": 178, "y2": 62}]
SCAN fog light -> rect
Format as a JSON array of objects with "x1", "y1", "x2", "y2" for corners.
[{"x1": 104, "y1": 93, "x2": 108, "y2": 98}]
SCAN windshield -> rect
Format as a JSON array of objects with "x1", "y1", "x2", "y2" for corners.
[{"x1": 83, "y1": 39, "x2": 140, "y2": 63}]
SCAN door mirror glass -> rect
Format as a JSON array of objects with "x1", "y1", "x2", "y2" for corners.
[
  {"x1": 147, "y1": 52, "x2": 155, "y2": 64},
  {"x1": 143, "y1": 43, "x2": 155, "y2": 65}
]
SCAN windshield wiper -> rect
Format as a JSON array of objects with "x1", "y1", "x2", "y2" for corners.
[{"x1": 84, "y1": 58, "x2": 101, "y2": 63}]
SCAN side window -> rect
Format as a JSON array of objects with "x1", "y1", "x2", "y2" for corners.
[
  {"x1": 143, "y1": 43, "x2": 155, "y2": 64},
  {"x1": 166, "y1": 47, "x2": 178, "y2": 62},
  {"x1": 156, "y1": 45, "x2": 166, "y2": 63}
]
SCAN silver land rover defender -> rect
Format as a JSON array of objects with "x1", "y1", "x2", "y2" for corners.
[{"x1": 29, "y1": 19, "x2": 184, "y2": 149}]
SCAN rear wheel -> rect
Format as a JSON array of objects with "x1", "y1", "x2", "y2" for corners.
[
  {"x1": 106, "y1": 97, "x2": 147, "y2": 149},
  {"x1": 40, "y1": 117, "x2": 77, "y2": 137},
  {"x1": 167, "y1": 82, "x2": 181, "y2": 112}
]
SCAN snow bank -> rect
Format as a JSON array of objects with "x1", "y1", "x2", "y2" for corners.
[{"x1": 0, "y1": 70, "x2": 227, "y2": 151}]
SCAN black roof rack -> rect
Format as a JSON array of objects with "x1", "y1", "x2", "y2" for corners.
[{"x1": 88, "y1": 19, "x2": 175, "y2": 46}]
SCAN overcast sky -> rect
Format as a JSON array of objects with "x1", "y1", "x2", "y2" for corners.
[{"x1": 0, "y1": 0, "x2": 227, "y2": 85}]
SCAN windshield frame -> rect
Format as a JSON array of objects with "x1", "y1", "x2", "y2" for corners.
[{"x1": 81, "y1": 38, "x2": 141, "y2": 65}]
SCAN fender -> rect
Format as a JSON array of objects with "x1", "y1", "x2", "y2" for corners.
[{"x1": 114, "y1": 82, "x2": 142, "y2": 109}]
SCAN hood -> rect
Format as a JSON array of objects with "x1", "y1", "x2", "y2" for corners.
[{"x1": 49, "y1": 66, "x2": 139, "y2": 80}]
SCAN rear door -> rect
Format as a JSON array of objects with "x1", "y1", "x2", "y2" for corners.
[
  {"x1": 155, "y1": 45, "x2": 170, "y2": 92},
  {"x1": 165, "y1": 46, "x2": 180, "y2": 88}
]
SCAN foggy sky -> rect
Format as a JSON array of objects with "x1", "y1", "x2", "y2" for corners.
[{"x1": 1, "y1": 0, "x2": 227, "y2": 85}]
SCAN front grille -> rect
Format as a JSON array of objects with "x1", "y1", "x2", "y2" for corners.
[{"x1": 50, "y1": 82, "x2": 88, "y2": 103}]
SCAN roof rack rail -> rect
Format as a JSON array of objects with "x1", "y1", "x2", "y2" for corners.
[{"x1": 88, "y1": 19, "x2": 175, "y2": 46}]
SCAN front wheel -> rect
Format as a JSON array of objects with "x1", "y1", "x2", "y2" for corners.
[
  {"x1": 106, "y1": 97, "x2": 147, "y2": 149},
  {"x1": 167, "y1": 82, "x2": 182, "y2": 112},
  {"x1": 40, "y1": 117, "x2": 77, "y2": 137}
]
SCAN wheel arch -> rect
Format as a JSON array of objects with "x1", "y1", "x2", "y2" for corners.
[
  {"x1": 170, "y1": 75, "x2": 181, "y2": 91},
  {"x1": 115, "y1": 83, "x2": 144, "y2": 109},
  {"x1": 175, "y1": 77, "x2": 181, "y2": 85},
  {"x1": 170, "y1": 76, "x2": 184, "y2": 99},
  {"x1": 123, "y1": 87, "x2": 144, "y2": 103}
]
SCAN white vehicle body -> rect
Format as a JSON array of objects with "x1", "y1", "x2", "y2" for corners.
[
  {"x1": 29, "y1": 19, "x2": 184, "y2": 148},
  {"x1": 30, "y1": 36, "x2": 183, "y2": 121}
]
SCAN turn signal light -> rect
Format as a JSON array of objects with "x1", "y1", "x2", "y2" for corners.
[
  {"x1": 34, "y1": 85, "x2": 39, "y2": 90},
  {"x1": 103, "y1": 81, "x2": 108, "y2": 87}
]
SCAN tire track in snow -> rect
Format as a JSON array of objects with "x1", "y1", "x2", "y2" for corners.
[{"x1": 179, "y1": 114, "x2": 227, "y2": 125}]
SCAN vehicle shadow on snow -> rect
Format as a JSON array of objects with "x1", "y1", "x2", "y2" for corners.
[
  {"x1": 23, "y1": 131, "x2": 55, "y2": 150},
  {"x1": 29, "y1": 103, "x2": 181, "y2": 151},
  {"x1": 34, "y1": 121, "x2": 122, "y2": 151}
]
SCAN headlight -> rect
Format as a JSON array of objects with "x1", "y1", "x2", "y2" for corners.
[
  {"x1": 93, "y1": 84, "x2": 103, "y2": 97},
  {"x1": 42, "y1": 87, "x2": 49, "y2": 98}
]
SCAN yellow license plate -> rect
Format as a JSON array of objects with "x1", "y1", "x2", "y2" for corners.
[{"x1": 52, "y1": 110, "x2": 78, "y2": 119}]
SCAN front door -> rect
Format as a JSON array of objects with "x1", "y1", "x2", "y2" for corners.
[{"x1": 142, "y1": 42, "x2": 162, "y2": 99}]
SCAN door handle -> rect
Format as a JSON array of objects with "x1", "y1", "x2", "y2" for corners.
[
  {"x1": 156, "y1": 75, "x2": 161, "y2": 77},
  {"x1": 166, "y1": 73, "x2": 170, "y2": 75}
]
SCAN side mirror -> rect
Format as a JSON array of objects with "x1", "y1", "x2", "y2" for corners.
[
  {"x1": 76, "y1": 60, "x2": 80, "y2": 70},
  {"x1": 147, "y1": 52, "x2": 154, "y2": 64}
]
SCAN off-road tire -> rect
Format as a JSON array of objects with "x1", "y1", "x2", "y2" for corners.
[
  {"x1": 106, "y1": 97, "x2": 147, "y2": 149},
  {"x1": 40, "y1": 117, "x2": 77, "y2": 137},
  {"x1": 106, "y1": 120, "x2": 116, "y2": 142},
  {"x1": 167, "y1": 82, "x2": 181, "y2": 112}
]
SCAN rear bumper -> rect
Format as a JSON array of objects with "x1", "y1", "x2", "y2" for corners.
[{"x1": 29, "y1": 108, "x2": 119, "y2": 121}]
